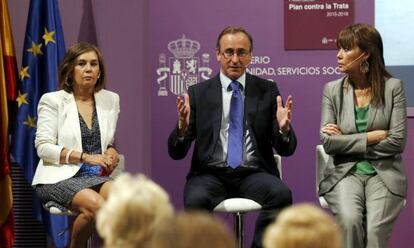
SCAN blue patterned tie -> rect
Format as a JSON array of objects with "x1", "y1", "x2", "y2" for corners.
[{"x1": 227, "y1": 81, "x2": 243, "y2": 169}]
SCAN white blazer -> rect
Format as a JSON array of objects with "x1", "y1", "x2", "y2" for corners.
[{"x1": 32, "y1": 89, "x2": 120, "y2": 185}]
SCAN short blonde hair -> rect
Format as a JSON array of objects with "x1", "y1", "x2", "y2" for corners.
[
  {"x1": 263, "y1": 203, "x2": 341, "y2": 248},
  {"x1": 151, "y1": 211, "x2": 237, "y2": 248},
  {"x1": 96, "y1": 173, "x2": 174, "y2": 248}
]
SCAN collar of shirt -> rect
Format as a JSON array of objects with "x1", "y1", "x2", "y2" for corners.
[{"x1": 220, "y1": 72, "x2": 246, "y2": 91}]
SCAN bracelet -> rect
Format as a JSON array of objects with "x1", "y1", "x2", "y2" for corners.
[
  {"x1": 80, "y1": 152, "x2": 84, "y2": 162},
  {"x1": 65, "y1": 149, "x2": 73, "y2": 164}
]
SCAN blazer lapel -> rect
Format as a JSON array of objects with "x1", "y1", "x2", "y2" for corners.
[
  {"x1": 94, "y1": 90, "x2": 108, "y2": 152},
  {"x1": 207, "y1": 77, "x2": 223, "y2": 144},
  {"x1": 366, "y1": 103, "x2": 378, "y2": 130},
  {"x1": 62, "y1": 91, "x2": 82, "y2": 149},
  {"x1": 244, "y1": 74, "x2": 258, "y2": 127},
  {"x1": 341, "y1": 81, "x2": 358, "y2": 134}
]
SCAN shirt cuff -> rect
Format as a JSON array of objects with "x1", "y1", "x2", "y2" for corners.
[{"x1": 279, "y1": 129, "x2": 290, "y2": 142}]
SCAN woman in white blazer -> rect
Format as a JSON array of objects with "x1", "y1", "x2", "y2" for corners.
[
  {"x1": 32, "y1": 43, "x2": 120, "y2": 248},
  {"x1": 319, "y1": 24, "x2": 407, "y2": 248}
]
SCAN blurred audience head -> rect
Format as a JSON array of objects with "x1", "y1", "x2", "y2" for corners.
[
  {"x1": 96, "y1": 173, "x2": 174, "y2": 248},
  {"x1": 263, "y1": 203, "x2": 341, "y2": 248},
  {"x1": 151, "y1": 210, "x2": 237, "y2": 248}
]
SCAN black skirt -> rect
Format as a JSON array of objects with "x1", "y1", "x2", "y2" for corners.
[{"x1": 34, "y1": 175, "x2": 112, "y2": 211}]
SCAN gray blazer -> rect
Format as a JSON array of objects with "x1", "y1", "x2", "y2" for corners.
[{"x1": 318, "y1": 77, "x2": 407, "y2": 197}]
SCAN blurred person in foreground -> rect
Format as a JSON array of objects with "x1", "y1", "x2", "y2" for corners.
[
  {"x1": 97, "y1": 173, "x2": 174, "y2": 248},
  {"x1": 263, "y1": 203, "x2": 341, "y2": 248},
  {"x1": 151, "y1": 211, "x2": 236, "y2": 248}
]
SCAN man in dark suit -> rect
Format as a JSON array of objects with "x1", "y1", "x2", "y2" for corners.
[{"x1": 168, "y1": 26, "x2": 297, "y2": 248}]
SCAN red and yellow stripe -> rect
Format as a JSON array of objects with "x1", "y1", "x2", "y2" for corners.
[{"x1": 0, "y1": 0, "x2": 18, "y2": 246}]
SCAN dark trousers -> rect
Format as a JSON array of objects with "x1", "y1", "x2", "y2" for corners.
[{"x1": 184, "y1": 168, "x2": 292, "y2": 248}]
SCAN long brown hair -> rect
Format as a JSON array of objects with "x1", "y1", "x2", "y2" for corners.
[
  {"x1": 337, "y1": 23, "x2": 391, "y2": 107},
  {"x1": 58, "y1": 42, "x2": 106, "y2": 92}
]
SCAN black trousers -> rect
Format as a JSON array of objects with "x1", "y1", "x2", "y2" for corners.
[{"x1": 184, "y1": 167, "x2": 292, "y2": 248}]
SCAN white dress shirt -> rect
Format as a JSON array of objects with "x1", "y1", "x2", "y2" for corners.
[{"x1": 207, "y1": 72, "x2": 259, "y2": 168}]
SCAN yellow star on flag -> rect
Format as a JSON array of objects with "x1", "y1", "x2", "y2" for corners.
[
  {"x1": 16, "y1": 91, "x2": 29, "y2": 107},
  {"x1": 23, "y1": 115, "x2": 37, "y2": 128},
  {"x1": 27, "y1": 41, "x2": 43, "y2": 56},
  {"x1": 19, "y1": 66, "x2": 31, "y2": 80},
  {"x1": 42, "y1": 28, "x2": 55, "y2": 45}
]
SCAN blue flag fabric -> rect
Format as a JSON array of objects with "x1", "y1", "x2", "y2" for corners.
[{"x1": 10, "y1": 0, "x2": 69, "y2": 247}]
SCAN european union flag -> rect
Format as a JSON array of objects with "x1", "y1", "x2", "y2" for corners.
[{"x1": 10, "y1": 0, "x2": 69, "y2": 247}]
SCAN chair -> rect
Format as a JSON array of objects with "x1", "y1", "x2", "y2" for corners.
[
  {"x1": 213, "y1": 155, "x2": 282, "y2": 248},
  {"x1": 315, "y1": 145, "x2": 331, "y2": 208},
  {"x1": 44, "y1": 154, "x2": 125, "y2": 248},
  {"x1": 316, "y1": 145, "x2": 406, "y2": 209}
]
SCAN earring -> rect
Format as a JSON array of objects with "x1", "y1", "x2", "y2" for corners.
[
  {"x1": 360, "y1": 59, "x2": 369, "y2": 74},
  {"x1": 65, "y1": 78, "x2": 72, "y2": 87}
]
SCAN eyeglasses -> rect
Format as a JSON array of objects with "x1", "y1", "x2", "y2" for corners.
[{"x1": 220, "y1": 49, "x2": 250, "y2": 59}]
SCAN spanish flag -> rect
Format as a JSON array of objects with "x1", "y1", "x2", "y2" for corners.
[{"x1": 0, "y1": 0, "x2": 18, "y2": 247}]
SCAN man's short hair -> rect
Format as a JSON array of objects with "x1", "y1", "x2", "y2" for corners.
[{"x1": 216, "y1": 26, "x2": 253, "y2": 52}]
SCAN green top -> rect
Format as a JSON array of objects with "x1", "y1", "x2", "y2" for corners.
[{"x1": 351, "y1": 105, "x2": 376, "y2": 175}]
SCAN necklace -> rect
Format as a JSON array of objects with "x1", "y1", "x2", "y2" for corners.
[{"x1": 354, "y1": 87, "x2": 371, "y2": 95}]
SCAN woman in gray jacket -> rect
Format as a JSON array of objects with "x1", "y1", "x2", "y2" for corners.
[{"x1": 319, "y1": 23, "x2": 407, "y2": 248}]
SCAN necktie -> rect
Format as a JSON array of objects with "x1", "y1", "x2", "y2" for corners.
[{"x1": 227, "y1": 81, "x2": 243, "y2": 169}]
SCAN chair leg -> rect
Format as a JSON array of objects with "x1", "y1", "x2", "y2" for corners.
[
  {"x1": 234, "y1": 212, "x2": 244, "y2": 248},
  {"x1": 86, "y1": 236, "x2": 92, "y2": 248}
]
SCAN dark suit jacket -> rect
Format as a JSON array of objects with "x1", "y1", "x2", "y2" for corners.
[{"x1": 168, "y1": 73, "x2": 297, "y2": 178}]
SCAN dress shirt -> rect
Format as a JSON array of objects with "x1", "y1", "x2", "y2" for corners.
[{"x1": 206, "y1": 72, "x2": 260, "y2": 168}]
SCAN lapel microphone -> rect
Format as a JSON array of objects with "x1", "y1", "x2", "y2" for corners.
[{"x1": 346, "y1": 53, "x2": 365, "y2": 68}]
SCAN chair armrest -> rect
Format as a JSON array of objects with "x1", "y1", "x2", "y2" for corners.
[
  {"x1": 316, "y1": 145, "x2": 332, "y2": 194},
  {"x1": 316, "y1": 145, "x2": 335, "y2": 209},
  {"x1": 316, "y1": 145, "x2": 332, "y2": 208},
  {"x1": 274, "y1": 154, "x2": 282, "y2": 180}
]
